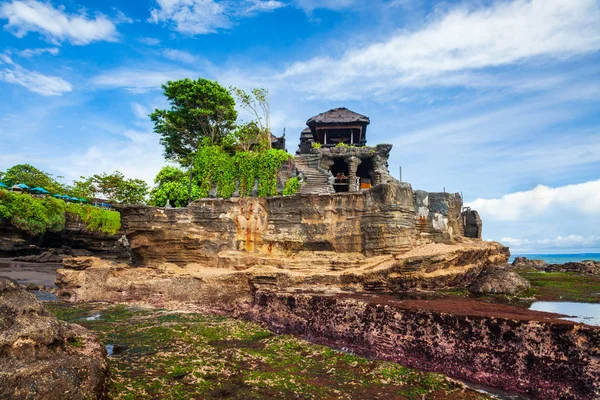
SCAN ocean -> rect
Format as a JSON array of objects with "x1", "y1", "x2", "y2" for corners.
[{"x1": 508, "y1": 253, "x2": 600, "y2": 264}]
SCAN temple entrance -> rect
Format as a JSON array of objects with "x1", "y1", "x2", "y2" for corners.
[
  {"x1": 356, "y1": 157, "x2": 374, "y2": 190},
  {"x1": 330, "y1": 158, "x2": 349, "y2": 193}
]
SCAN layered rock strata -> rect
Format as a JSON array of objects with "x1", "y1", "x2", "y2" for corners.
[
  {"x1": 119, "y1": 182, "x2": 477, "y2": 267},
  {"x1": 0, "y1": 277, "x2": 109, "y2": 399},
  {"x1": 245, "y1": 291, "x2": 600, "y2": 400},
  {"x1": 0, "y1": 213, "x2": 130, "y2": 261}
]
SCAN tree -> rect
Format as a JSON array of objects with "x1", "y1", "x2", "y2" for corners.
[
  {"x1": 0, "y1": 164, "x2": 65, "y2": 193},
  {"x1": 149, "y1": 166, "x2": 199, "y2": 207},
  {"x1": 151, "y1": 78, "x2": 237, "y2": 203},
  {"x1": 231, "y1": 87, "x2": 272, "y2": 150},
  {"x1": 68, "y1": 176, "x2": 96, "y2": 199},
  {"x1": 89, "y1": 171, "x2": 149, "y2": 205}
]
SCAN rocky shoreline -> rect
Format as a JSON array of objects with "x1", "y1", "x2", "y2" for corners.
[{"x1": 512, "y1": 256, "x2": 600, "y2": 275}]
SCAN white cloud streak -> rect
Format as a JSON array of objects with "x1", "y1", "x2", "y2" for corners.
[
  {"x1": 0, "y1": 61, "x2": 72, "y2": 95},
  {"x1": 467, "y1": 180, "x2": 600, "y2": 222},
  {"x1": 17, "y1": 46, "x2": 59, "y2": 57},
  {"x1": 501, "y1": 235, "x2": 600, "y2": 251},
  {"x1": 92, "y1": 67, "x2": 197, "y2": 93},
  {"x1": 0, "y1": 0, "x2": 119, "y2": 45},
  {"x1": 280, "y1": 0, "x2": 600, "y2": 99}
]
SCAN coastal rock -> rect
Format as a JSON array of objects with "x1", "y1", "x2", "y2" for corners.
[
  {"x1": 0, "y1": 213, "x2": 130, "y2": 261},
  {"x1": 0, "y1": 277, "x2": 109, "y2": 400},
  {"x1": 13, "y1": 250, "x2": 64, "y2": 263},
  {"x1": 512, "y1": 257, "x2": 547, "y2": 269},
  {"x1": 545, "y1": 260, "x2": 600, "y2": 275},
  {"x1": 244, "y1": 291, "x2": 600, "y2": 400},
  {"x1": 468, "y1": 267, "x2": 531, "y2": 295},
  {"x1": 56, "y1": 241, "x2": 509, "y2": 305}
]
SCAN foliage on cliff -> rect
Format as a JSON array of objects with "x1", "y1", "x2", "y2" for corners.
[
  {"x1": 0, "y1": 164, "x2": 65, "y2": 193},
  {"x1": 0, "y1": 190, "x2": 120, "y2": 235},
  {"x1": 150, "y1": 148, "x2": 293, "y2": 206}
]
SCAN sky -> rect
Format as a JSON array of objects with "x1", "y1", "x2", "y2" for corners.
[{"x1": 0, "y1": 0, "x2": 599, "y2": 253}]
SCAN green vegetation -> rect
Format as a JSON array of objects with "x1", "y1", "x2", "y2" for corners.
[
  {"x1": 311, "y1": 142, "x2": 322, "y2": 149},
  {"x1": 518, "y1": 272, "x2": 600, "y2": 303},
  {"x1": 0, "y1": 190, "x2": 120, "y2": 235},
  {"x1": 47, "y1": 303, "x2": 491, "y2": 400},
  {"x1": 283, "y1": 177, "x2": 300, "y2": 196},
  {"x1": 0, "y1": 164, "x2": 149, "y2": 205}
]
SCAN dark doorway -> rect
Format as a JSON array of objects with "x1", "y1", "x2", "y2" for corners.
[
  {"x1": 356, "y1": 157, "x2": 374, "y2": 189},
  {"x1": 330, "y1": 158, "x2": 349, "y2": 193}
]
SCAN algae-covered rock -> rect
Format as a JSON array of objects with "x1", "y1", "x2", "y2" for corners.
[
  {"x1": 469, "y1": 267, "x2": 530, "y2": 295},
  {"x1": 0, "y1": 276, "x2": 109, "y2": 400}
]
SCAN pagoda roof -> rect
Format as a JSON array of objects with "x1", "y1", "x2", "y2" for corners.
[{"x1": 307, "y1": 107, "x2": 370, "y2": 126}]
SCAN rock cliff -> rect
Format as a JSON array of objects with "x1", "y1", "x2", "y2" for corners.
[
  {"x1": 0, "y1": 213, "x2": 130, "y2": 261},
  {"x1": 0, "y1": 277, "x2": 109, "y2": 399}
]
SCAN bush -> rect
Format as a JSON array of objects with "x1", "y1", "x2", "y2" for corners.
[
  {"x1": 311, "y1": 142, "x2": 321, "y2": 149},
  {"x1": 283, "y1": 177, "x2": 301, "y2": 196},
  {"x1": 0, "y1": 189, "x2": 120, "y2": 236}
]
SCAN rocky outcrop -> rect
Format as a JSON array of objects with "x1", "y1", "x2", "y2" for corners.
[
  {"x1": 0, "y1": 277, "x2": 109, "y2": 399},
  {"x1": 245, "y1": 291, "x2": 600, "y2": 400},
  {"x1": 0, "y1": 214, "x2": 130, "y2": 261},
  {"x1": 469, "y1": 266, "x2": 531, "y2": 295},
  {"x1": 512, "y1": 257, "x2": 547, "y2": 269},
  {"x1": 56, "y1": 241, "x2": 509, "y2": 305},
  {"x1": 118, "y1": 182, "x2": 476, "y2": 267},
  {"x1": 546, "y1": 260, "x2": 600, "y2": 275}
]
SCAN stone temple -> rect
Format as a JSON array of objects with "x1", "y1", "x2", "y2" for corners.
[{"x1": 295, "y1": 107, "x2": 394, "y2": 195}]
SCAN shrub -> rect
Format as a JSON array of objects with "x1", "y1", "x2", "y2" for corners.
[
  {"x1": 283, "y1": 177, "x2": 301, "y2": 196},
  {"x1": 311, "y1": 142, "x2": 321, "y2": 149}
]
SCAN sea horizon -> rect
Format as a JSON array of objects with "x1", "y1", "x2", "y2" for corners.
[{"x1": 508, "y1": 253, "x2": 600, "y2": 264}]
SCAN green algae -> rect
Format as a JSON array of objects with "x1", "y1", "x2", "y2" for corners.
[
  {"x1": 518, "y1": 272, "x2": 600, "y2": 303},
  {"x1": 46, "y1": 302, "x2": 491, "y2": 400}
]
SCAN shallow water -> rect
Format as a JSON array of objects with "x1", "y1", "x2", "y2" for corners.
[
  {"x1": 529, "y1": 301, "x2": 600, "y2": 326},
  {"x1": 0, "y1": 259, "x2": 61, "y2": 287},
  {"x1": 510, "y1": 253, "x2": 600, "y2": 264}
]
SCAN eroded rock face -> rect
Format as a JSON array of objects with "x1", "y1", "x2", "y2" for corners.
[
  {"x1": 0, "y1": 213, "x2": 130, "y2": 261},
  {"x1": 244, "y1": 291, "x2": 600, "y2": 400},
  {"x1": 546, "y1": 260, "x2": 600, "y2": 275},
  {"x1": 0, "y1": 277, "x2": 109, "y2": 400},
  {"x1": 469, "y1": 267, "x2": 531, "y2": 295},
  {"x1": 512, "y1": 257, "x2": 547, "y2": 269},
  {"x1": 56, "y1": 241, "x2": 509, "y2": 306}
]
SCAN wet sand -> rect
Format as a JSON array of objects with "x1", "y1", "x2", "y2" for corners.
[{"x1": 0, "y1": 259, "x2": 61, "y2": 288}]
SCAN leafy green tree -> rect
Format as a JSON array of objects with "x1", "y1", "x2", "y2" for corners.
[
  {"x1": 68, "y1": 176, "x2": 96, "y2": 200},
  {"x1": 89, "y1": 171, "x2": 149, "y2": 205},
  {"x1": 149, "y1": 166, "x2": 199, "y2": 207},
  {"x1": 0, "y1": 164, "x2": 65, "y2": 193},
  {"x1": 231, "y1": 87, "x2": 272, "y2": 150},
  {"x1": 151, "y1": 78, "x2": 237, "y2": 202}
]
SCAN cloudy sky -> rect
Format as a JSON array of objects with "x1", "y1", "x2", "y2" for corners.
[{"x1": 0, "y1": 0, "x2": 599, "y2": 253}]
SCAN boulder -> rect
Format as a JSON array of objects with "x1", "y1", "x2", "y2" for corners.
[
  {"x1": 546, "y1": 261, "x2": 600, "y2": 275},
  {"x1": 469, "y1": 267, "x2": 531, "y2": 295},
  {"x1": 0, "y1": 276, "x2": 109, "y2": 399},
  {"x1": 13, "y1": 250, "x2": 64, "y2": 264},
  {"x1": 62, "y1": 256, "x2": 104, "y2": 270},
  {"x1": 512, "y1": 257, "x2": 547, "y2": 269}
]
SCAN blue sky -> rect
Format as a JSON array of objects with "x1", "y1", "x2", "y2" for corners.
[{"x1": 0, "y1": 0, "x2": 599, "y2": 253}]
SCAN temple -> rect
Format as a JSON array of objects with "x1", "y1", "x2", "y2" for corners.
[{"x1": 295, "y1": 107, "x2": 393, "y2": 194}]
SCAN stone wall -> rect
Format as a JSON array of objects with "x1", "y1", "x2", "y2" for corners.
[
  {"x1": 119, "y1": 181, "x2": 473, "y2": 266},
  {"x1": 414, "y1": 190, "x2": 464, "y2": 242}
]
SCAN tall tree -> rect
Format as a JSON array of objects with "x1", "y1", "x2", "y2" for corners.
[
  {"x1": 89, "y1": 171, "x2": 149, "y2": 205},
  {"x1": 231, "y1": 87, "x2": 272, "y2": 150},
  {"x1": 150, "y1": 78, "x2": 237, "y2": 203}
]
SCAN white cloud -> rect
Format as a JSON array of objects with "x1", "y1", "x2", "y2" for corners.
[
  {"x1": 59, "y1": 129, "x2": 165, "y2": 185},
  {"x1": 163, "y1": 48, "x2": 198, "y2": 64},
  {"x1": 16, "y1": 46, "x2": 59, "y2": 57},
  {"x1": 280, "y1": 0, "x2": 600, "y2": 99},
  {"x1": 466, "y1": 180, "x2": 600, "y2": 222},
  {"x1": 501, "y1": 235, "x2": 600, "y2": 251},
  {"x1": 132, "y1": 102, "x2": 150, "y2": 120},
  {"x1": 139, "y1": 37, "x2": 161, "y2": 46},
  {"x1": 148, "y1": 0, "x2": 286, "y2": 35},
  {"x1": 294, "y1": 0, "x2": 355, "y2": 12},
  {"x1": 0, "y1": 63, "x2": 72, "y2": 95},
  {"x1": 149, "y1": 0, "x2": 230, "y2": 35},
  {"x1": 0, "y1": 0, "x2": 119, "y2": 45},
  {"x1": 92, "y1": 67, "x2": 197, "y2": 93}
]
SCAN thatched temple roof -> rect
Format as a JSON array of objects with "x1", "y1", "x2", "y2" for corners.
[{"x1": 307, "y1": 107, "x2": 370, "y2": 126}]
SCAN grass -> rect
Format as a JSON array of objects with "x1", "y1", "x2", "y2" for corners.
[
  {"x1": 47, "y1": 302, "x2": 491, "y2": 400},
  {"x1": 517, "y1": 272, "x2": 600, "y2": 303}
]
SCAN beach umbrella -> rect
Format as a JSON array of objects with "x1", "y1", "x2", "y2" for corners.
[
  {"x1": 52, "y1": 194, "x2": 62, "y2": 198},
  {"x1": 15, "y1": 183, "x2": 30, "y2": 190},
  {"x1": 0, "y1": 182, "x2": 7, "y2": 189},
  {"x1": 30, "y1": 187, "x2": 49, "y2": 194},
  {"x1": 79, "y1": 198, "x2": 88, "y2": 203},
  {"x1": 69, "y1": 196, "x2": 80, "y2": 202}
]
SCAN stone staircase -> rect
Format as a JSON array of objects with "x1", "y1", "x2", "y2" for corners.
[{"x1": 295, "y1": 154, "x2": 335, "y2": 195}]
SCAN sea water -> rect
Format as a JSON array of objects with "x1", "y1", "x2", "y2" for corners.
[
  {"x1": 529, "y1": 301, "x2": 600, "y2": 327},
  {"x1": 509, "y1": 253, "x2": 600, "y2": 264}
]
